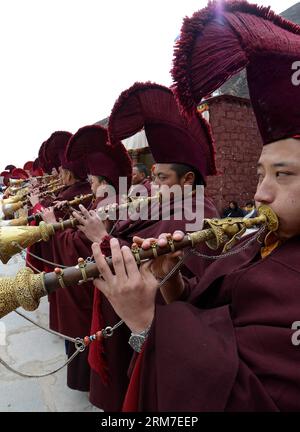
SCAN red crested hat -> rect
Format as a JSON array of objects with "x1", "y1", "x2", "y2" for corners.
[
  {"x1": 32, "y1": 158, "x2": 39, "y2": 170},
  {"x1": 45, "y1": 131, "x2": 87, "y2": 179},
  {"x1": 31, "y1": 158, "x2": 44, "y2": 177},
  {"x1": 0, "y1": 171, "x2": 10, "y2": 177},
  {"x1": 23, "y1": 161, "x2": 34, "y2": 172},
  {"x1": 0, "y1": 171, "x2": 11, "y2": 186},
  {"x1": 32, "y1": 168, "x2": 44, "y2": 177},
  {"x1": 11, "y1": 168, "x2": 29, "y2": 180},
  {"x1": 44, "y1": 131, "x2": 72, "y2": 170},
  {"x1": 66, "y1": 125, "x2": 132, "y2": 191},
  {"x1": 172, "y1": 0, "x2": 300, "y2": 144},
  {"x1": 38, "y1": 142, "x2": 52, "y2": 173},
  {"x1": 4, "y1": 165, "x2": 16, "y2": 172},
  {"x1": 108, "y1": 82, "x2": 216, "y2": 179}
]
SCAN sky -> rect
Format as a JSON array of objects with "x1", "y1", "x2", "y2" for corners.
[{"x1": 0, "y1": 0, "x2": 297, "y2": 169}]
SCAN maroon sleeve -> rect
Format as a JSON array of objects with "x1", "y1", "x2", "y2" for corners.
[
  {"x1": 137, "y1": 302, "x2": 294, "y2": 411},
  {"x1": 50, "y1": 228, "x2": 92, "y2": 266},
  {"x1": 137, "y1": 302, "x2": 238, "y2": 411}
]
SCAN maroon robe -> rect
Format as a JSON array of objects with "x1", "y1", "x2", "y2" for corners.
[
  {"x1": 26, "y1": 180, "x2": 92, "y2": 391},
  {"x1": 46, "y1": 193, "x2": 119, "y2": 390},
  {"x1": 130, "y1": 232, "x2": 300, "y2": 411},
  {"x1": 89, "y1": 195, "x2": 219, "y2": 411},
  {"x1": 46, "y1": 195, "x2": 103, "y2": 391}
]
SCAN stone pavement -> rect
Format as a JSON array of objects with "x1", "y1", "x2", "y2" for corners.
[{"x1": 0, "y1": 254, "x2": 101, "y2": 412}]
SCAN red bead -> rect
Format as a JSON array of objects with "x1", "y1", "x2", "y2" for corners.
[
  {"x1": 83, "y1": 336, "x2": 90, "y2": 346},
  {"x1": 96, "y1": 331, "x2": 102, "y2": 341}
]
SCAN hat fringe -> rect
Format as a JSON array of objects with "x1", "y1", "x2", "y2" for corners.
[
  {"x1": 108, "y1": 81, "x2": 169, "y2": 143},
  {"x1": 65, "y1": 125, "x2": 108, "y2": 161},
  {"x1": 109, "y1": 81, "x2": 217, "y2": 177},
  {"x1": 11, "y1": 168, "x2": 29, "y2": 180},
  {"x1": 45, "y1": 131, "x2": 72, "y2": 169},
  {"x1": 66, "y1": 125, "x2": 132, "y2": 185},
  {"x1": 172, "y1": 0, "x2": 300, "y2": 114},
  {"x1": 38, "y1": 142, "x2": 51, "y2": 173}
]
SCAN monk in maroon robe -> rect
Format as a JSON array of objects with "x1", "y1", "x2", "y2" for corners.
[
  {"x1": 129, "y1": 164, "x2": 152, "y2": 197},
  {"x1": 91, "y1": 3, "x2": 300, "y2": 411},
  {"x1": 92, "y1": 145, "x2": 300, "y2": 411},
  {"x1": 25, "y1": 131, "x2": 91, "y2": 390},
  {"x1": 84, "y1": 189, "x2": 219, "y2": 411},
  {"x1": 76, "y1": 83, "x2": 219, "y2": 411},
  {"x1": 42, "y1": 125, "x2": 132, "y2": 393}
]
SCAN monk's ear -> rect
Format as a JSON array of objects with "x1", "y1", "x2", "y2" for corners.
[{"x1": 183, "y1": 171, "x2": 195, "y2": 186}]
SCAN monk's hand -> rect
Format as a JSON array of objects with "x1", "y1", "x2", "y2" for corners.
[
  {"x1": 92, "y1": 238, "x2": 157, "y2": 333},
  {"x1": 132, "y1": 231, "x2": 184, "y2": 280},
  {"x1": 41, "y1": 207, "x2": 57, "y2": 224},
  {"x1": 29, "y1": 177, "x2": 37, "y2": 185},
  {"x1": 53, "y1": 200, "x2": 68, "y2": 209},
  {"x1": 28, "y1": 178, "x2": 38, "y2": 189},
  {"x1": 29, "y1": 191, "x2": 40, "y2": 207},
  {"x1": 73, "y1": 204, "x2": 108, "y2": 243}
]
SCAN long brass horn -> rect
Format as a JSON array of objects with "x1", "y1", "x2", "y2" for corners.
[
  {"x1": 0, "y1": 219, "x2": 77, "y2": 264},
  {"x1": 1, "y1": 194, "x2": 27, "y2": 204},
  {"x1": 0, "y1": 193, "x2": 94, "y2": 227},
  {"x1": 0, "y1": 191, "x2": 226, "y2": 258},
  {"x1": 35, "y1": 173, "x2": 57, "y2": 183},
  {"x1": 0, "y1": 205, "x2": 278, "y2": 318},
  {"x1": 0, "y1": 190, "x2": 155, "y2": 229},
  {"x1": 37, "y1": 183, "x2": 65, "y2": 198},
  {"x1": 0, "y1": 268, "x2": 46, "y2": 318},
  {"x1": 9, "y1": 178, "x2": 27, "y2": 186},
  {"x1": 9, "y1": 186, "x2": 29, "y2": 195},
  {"x1": 0, "y1": 184, "x2": 65, "y2": 220},
  {"x1": 1, "y1": 201, "x2": 25, "y2": 218},
  {"x1": 38, "y1": 178, "x2": 61, "y2": 191}
]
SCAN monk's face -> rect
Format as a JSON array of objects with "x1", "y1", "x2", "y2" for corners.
[
  {"x1": 60, "y1": 168, "x2": 74, "y2": 186},
  {"x1": 152, "y1": 164, "x2": 194, "y2": 188},
  {"x1": 254, "y1": 138, "x2": 300, "y2": 240},
  {"x1": 88, "y1": 175, "x2": 110, "y2": 197},
  {"x1": 88, "y1": 175, "x2": 101, "y2": 195},
  {"x1": 132, "y1": 167, "x2": 145, "y2": 185}
]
